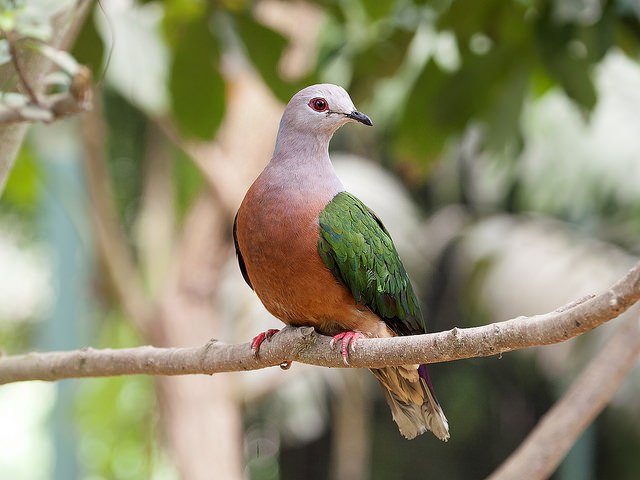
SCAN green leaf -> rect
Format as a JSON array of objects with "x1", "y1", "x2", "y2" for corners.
[
  {"x1": 362, "y1": 0, "x2": 396, "y2": 21},
  {"x1": 482, "y1": 62, "x2": 530, "y2": 150},
  {"x1": 535, "y1": 11, "x2": 598, "y2": 110},
  {"x1": 101, "y1": 94, "x2": 147, "y2": 235},
  {"x1": 0, "y1": 10, "x2": 15, "y2": 32},
  {"x1": 393, "y1": 60, "x2": 451, "y2": 164},
  {"x1": 350, "y1": 28, "x2": 413, "y2": 98},
  {"x1": 438, "y1": 0, "x2": 528, "y2": 46},
  {"x1": 2, "y1": 144, "x2": 40, "y2": 215},
  {"x1": 173, "y1": 148, "x2": 204, "y2": 218},
  {"x1": 616, "y1": 22, "x2": 640, "y2": 58},
  {"x1": 580, "y1": 5, "x2": 616, "y2": 64},
  {"x1": 162, "y1": 0, "x2": 206, "y2": 47},
  {"x1": 530, "y1": 64, "x2": 556, "y2": 98},
  {"x1": 391, "y1": 0, "x2": 539, "y2": 161},
  {"x1": 71, "y1": 10, "x2": 104, "y2": 77},
  {"x1": 233, "y1": 11, "x2": 297, "y2": 102},
  {"x1": 168, "y1": 12, "x2": 225, "y2": 139}
]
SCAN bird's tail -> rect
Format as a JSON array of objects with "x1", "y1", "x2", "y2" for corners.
[{"x1": 370, "y1": 364, "x2": 449, "y2": 441}]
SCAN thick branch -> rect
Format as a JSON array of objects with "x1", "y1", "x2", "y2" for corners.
[{"x1": 1, "y1": 259, "x2": 640, "y2": 384}]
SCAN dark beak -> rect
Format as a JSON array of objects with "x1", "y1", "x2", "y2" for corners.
[{"x1": 348, "y1": 110, "x2": 373, "y2": 126}]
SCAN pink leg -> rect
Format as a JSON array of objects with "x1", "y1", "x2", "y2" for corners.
[
  {"x1": 330, "y1": 331, "x2": 363, "y2": 366},
  {"x1": 251, "y1": 328, "x2": 280, "y2": 355}
]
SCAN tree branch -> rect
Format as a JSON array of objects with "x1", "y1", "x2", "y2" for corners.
[
  {"x1": 0, "y1": 80, "x2": 91, "y2": 125},
  {"x1": 0, "y1": 0, "x2": 92, "y2": 195},
  {"x1": 1, "y1": 259, "x2": 640, "y2": 384},
  {"x1": 3, "y1": 28, "x2": 41, "y2": 105}
]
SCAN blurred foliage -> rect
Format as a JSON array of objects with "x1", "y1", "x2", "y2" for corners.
[
  {"x1": 0, "y1": 318, "x2": 36, "y2": 354},
  {"x1": 172, "y1": 147, "x2": 205, "y2": 218},
  {"x1": 166, "y1": 4, "x2": 225, "y2": 139},
  {"x1": 4, "y1": 0, "x2": 640, "y2": 158},
  {"x1": 66, "y1": 0, "x2": 640, "y2": 195},
  {"x1": 0, "y1": 0, "x2": 77, "y2": 62},
  {"x1": 1, "y1": 145, "x2": 41, "y2": 220},
  {"x1": 46, "y1": 0, "x2": 640, "y2": 176},
  {"x1": 367, "y1": 354, "x2": 555, "y2": 479},
  {"x1": 393, "y1": 0, "x2": 634, "y2": 163},
  {"x1": 102, "y1": 89, "x2": 148, "y2": 232},
  {"x1": 2, "y1": 0, "x2": 640, "y2": 479},
  {"x1": 0, "y1": 0, "x2": 91, "y2": 113},
  {"x1": 233, "y1": 10, "x2": 311, "y2": 101},
  {"x1": 75, "y1": 313, "x2": 161, "y2": 479},
  {"x1": 71, "y1": 8, "x2": 105, "y2": 79},
  {"x1": 598, "y1": 409, "x2": 640, "y2": 480}
]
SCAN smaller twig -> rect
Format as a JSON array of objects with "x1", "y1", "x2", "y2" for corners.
[
  {"x1": 0, "y1": 87, "x2": 90, "y2": 124},
  {"x1": 68, "y1": 64, "x2": 92, "y2": 106},
  {"x1": 0, "y1": 29, "x2": 93, "y2": 126},
  {"x1": 2, "y1": 28, "x2": 40, "y2": 105},
  {"x1": 0, "y1": 56, "x2": 92, "y2": 125}
]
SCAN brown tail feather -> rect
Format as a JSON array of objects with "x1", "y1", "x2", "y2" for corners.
[{"x1": 370, "y1": 365, "x2": 450, "y2": 441}]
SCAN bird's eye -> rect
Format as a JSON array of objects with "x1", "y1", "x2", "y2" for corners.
[{"x1": 309, "y1": 97, "x2": 329, "y2": 112}]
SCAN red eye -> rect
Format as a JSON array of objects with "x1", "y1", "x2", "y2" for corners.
[{"x1": 309, "y1": 97, "x2": 329, "y2": 112}]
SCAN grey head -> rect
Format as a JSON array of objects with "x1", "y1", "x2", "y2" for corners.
[{"x1": 276, "y1": 84, "x2": 372, "y2": 144}]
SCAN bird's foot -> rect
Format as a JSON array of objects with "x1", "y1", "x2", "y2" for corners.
[
  {"x1": 330, "y1": 331, "x2": 363, "y2": 366},
  {"x1": 251, "y1": 328, "x2": 280, "y2": 356}
]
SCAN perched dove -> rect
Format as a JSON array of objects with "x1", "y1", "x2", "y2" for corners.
[{"x1": 234, "y1": 84, "x2": 449, "y2": 440}]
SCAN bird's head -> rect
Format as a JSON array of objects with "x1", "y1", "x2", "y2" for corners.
[{"x1": 280, "y1": 84, "x2": 373, "y2": 138}]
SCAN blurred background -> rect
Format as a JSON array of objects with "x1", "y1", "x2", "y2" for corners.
[{"x1": 2, "y1": 0, "x2": 640, "y2": 478}]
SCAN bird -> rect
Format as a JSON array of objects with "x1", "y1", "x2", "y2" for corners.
[{"x1": 233, "y1": 84, "x2": 449, "y2": 441}]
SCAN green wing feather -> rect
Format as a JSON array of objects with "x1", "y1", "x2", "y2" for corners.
[{"x1": 318, "y1": 191, "x2": 425, "y2": 335}]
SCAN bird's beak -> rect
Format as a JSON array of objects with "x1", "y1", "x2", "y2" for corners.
[{"x1": 348, "y1": 110, "x2": 373, "y2": 126}]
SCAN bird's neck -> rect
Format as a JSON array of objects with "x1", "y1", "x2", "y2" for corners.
[
  {"x1": 263, "y1": 128, "x2": 344, "y2": 197},
  {"x1": 273, "y1": 123, "x2": 334, "y2": 162}
]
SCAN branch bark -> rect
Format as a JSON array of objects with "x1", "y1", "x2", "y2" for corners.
[{"x1": 1, "y1": 258, "x2": 640, "y2": 384}]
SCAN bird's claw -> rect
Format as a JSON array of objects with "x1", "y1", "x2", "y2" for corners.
[
  {"x1": 330, "y1": 331, "x2": 363, "y2": 366},
  {"x1": 251, "y1": 328, "x2": 280, "y2": 356}
]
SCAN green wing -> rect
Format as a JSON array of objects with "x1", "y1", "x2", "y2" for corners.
[{"x1": 318, "y1": 191, "x2": 425, "y2": 336}]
